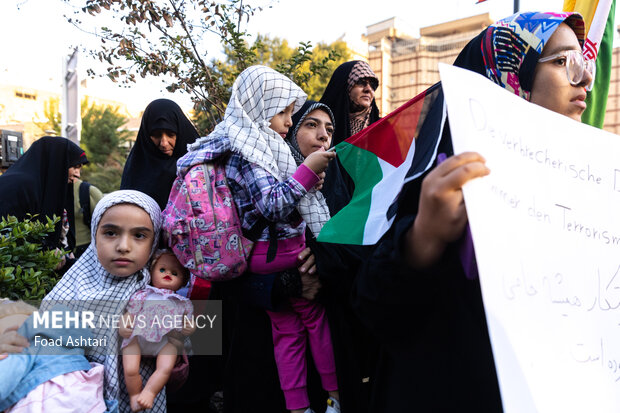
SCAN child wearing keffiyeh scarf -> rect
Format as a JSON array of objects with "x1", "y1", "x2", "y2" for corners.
[
  {"x1": 43, "y1": 190, "x2": 170, "y2": 413},
  {"x1": 178, "y1": 65, "x2": 340, "y2": 413}
]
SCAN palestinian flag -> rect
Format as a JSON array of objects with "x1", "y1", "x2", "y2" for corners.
[
  {"x1": 318, "y1": 83, "x2": 445, "y2": 245},
  {"x1": 563, "y1": 0, "x2": 616, "y2": 128}
]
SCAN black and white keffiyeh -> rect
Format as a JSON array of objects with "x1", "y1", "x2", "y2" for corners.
[
  {"x1": 43, "y1": 190, "x2": 165, "y2": 412},
  {"x1": 285, "y1": 101, "x2": 335, "y2": 236},
  {"x1": 346, "y1": 60, "x2": 378, "y2": 93},
  {"x1": 190, "y1": 65, "x2": 330, "y2": 235}
]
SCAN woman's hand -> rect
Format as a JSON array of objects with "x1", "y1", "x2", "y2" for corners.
[
  {"x1": 406, "y1": 152, "x2": 489, "y2": 269},
  {"x1": 0, "y1": 325, "x2": 29, "y2": 358},
  {"x1": 298, "y1": 247, "x2": 321, "y2": 300},
  {"x1": 298, "y1": 247, "x2": 316, "y2": 276},
  {"x1": 166, "y1": 331, "x2": 185, "y2": 353},
  {"x1": 303, "y1": 151, "x2": 336, "y2": 175},
  {"x1": 119, "y1": 313, "x2": 134, "y2": 339}
]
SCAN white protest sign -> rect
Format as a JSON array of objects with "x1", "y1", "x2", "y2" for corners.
[{"x1": 439, "y1": 63, "x2": 620, "y2": 413}]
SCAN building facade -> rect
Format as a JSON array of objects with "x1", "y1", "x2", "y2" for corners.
[{"x1": 0, "y1": 80, "x2": 140, "y2": 148}]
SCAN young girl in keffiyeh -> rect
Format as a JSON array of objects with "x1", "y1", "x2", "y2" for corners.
[
  {"x1": 120, "y1": 249, "x2": 193, "y2": 412},
  {"x1": 43, "y1": 190, "x2": 176, "y2": 413},
  {"x1": 177, "y1": 65, "x2": 339, "y2": 413}
]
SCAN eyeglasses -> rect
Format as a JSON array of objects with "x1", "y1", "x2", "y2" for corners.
[
  {"x1": 538, "y1": 50, "x2": 596, "y2": 91},
  {"x1": 355, "y1": 78, "x2": 377, "y2": 90}
]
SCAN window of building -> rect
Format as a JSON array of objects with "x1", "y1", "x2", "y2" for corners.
[{"x1": 14, "y1": 91, "x2": 37, "y2": 100}]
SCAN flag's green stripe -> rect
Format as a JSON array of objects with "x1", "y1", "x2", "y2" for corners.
[
  {"x1": 317, "y1": 143, "x2": 383, "y2": 244},
  {"x1": 582, "y1": 0, "x2": 615, "y2": 128}
]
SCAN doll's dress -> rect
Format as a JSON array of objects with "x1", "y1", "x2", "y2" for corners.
[{"x1": 121, "y1": 285, "x2": 193, "y2": 356}]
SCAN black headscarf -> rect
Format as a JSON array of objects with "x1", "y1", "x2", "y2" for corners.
[
  {"x1": 319, "y1": 60, "x2": 380, "y2": 147},
  {"x1": 319, "y1": 62, "x2": 381, "y2": 215},
  {"x1": 120, "y1": 99, "x2": 199, "y2": 210},
  {"x1": 285, "y1": 100, "x2": 336, "y2": 166},
  {"x1": 0, "y1": 136, "x2": 86, "y2": 249}
]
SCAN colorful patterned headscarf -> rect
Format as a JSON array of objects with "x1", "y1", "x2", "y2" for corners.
[{"x1": 455, "y1": 11, "x2": 586, "y2": 100}]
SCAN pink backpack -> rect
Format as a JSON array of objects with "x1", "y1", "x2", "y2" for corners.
[{"x1": 162, "y1": 162, "x2": 254, "y2": 281}]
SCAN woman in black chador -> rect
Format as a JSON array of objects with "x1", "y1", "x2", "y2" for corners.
[{"x1": 121, "y1": 98, "x2": 199, "y2": 211}]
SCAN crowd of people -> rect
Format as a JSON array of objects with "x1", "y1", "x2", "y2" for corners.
[{"x1": 0, "y1": 10, "x2": 596, "y2": 413}]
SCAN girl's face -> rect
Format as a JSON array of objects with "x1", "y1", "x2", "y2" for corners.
[
  {"x1": 530, "y1": 23, "x2": 592, "y2": 121},
  {"x1": 295, "y1": 109, "x2": 334, "y2": 157},
  {"x1": 150, "y1": 129, "x2": 177, "y2": 156},
  {"x1": 151, "y1": 253, "x2": 186, "y2": 291},
  {"x1": 95, "y1": 204, "x2": 154, "y2": 277},
  {"x1": 269, "y1": 102, "x2": 295, "y2": 139}
]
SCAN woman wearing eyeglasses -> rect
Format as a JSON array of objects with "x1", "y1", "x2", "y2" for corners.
[
  {"x1": 320, "y1": 61, "x2": 380, "y2": 147},
  {"x1": 352, "y1": 12, "x2": 593, "y2": 413},
  {"x1": 310, "y1": 62, "x2": 384, "y2": 413}
]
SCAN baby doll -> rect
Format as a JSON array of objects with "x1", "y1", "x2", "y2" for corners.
[
  {"x1": 120, "y1": 250, "x2": 194, "y2": 412},
  {"x1": 0, "y1": 299, "x2": 109, "y2": 412}
]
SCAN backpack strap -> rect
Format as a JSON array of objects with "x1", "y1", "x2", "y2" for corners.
[
  {"x1": 79, "y1": 181, "x2": 92, "y2": 227},
  {"x1": 243, "y1": 216, "x2": 278, "y2": 263}
]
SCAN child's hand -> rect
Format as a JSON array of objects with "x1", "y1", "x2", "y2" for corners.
[
  {"x1": 182, "y1": 315, "x2": 196, "y2": 337},
  {"x1": 302, "y1": 150, "x2": 336, "y2": 175},
  {"x1": 314, "y1": 172, "x2": 326, "y2": 191},
  {"x1": 119, "y1": 313, "x2": 134, "y2": 339}
]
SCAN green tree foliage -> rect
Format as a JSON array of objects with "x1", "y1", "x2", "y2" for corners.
[
  {"x1": 80, "y1": 98, "x2": 132, "y2": 193},
  {"x1": 81, "y1": 98, "x2": 131, "y2": 164},
  {"x1": 35, "y1": 97, "x2": 131, "y2": 193},
  {"x1": 300, "y1": 41, "x2": 350, "y2": 100},
  {"x1": 192, "y1": 35, "x2": 349, "y2": 134},
  {"x1": 225, "y1": 35, "x2": 349, "y2": 100},
  {"x1": 66, "y1": 0, "x2": 346, "y2": 134},
  {"x1": 33, "y1": 97, "x2": 62, "y2": 136},
  {"x1": 0, "y1": 215, "x2": 64, "y2": 300}
]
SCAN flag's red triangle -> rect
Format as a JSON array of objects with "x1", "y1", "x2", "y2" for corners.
[{"x1": 344, "y1": 88, "x2": 429, "y2": 168}]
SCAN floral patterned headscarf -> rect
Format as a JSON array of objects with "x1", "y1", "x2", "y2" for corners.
[{"x1": 454, "y1": 11, "x2": 586, "y2": 100}]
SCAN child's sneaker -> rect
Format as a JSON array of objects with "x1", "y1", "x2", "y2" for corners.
[{"x1": 325, "y1": 397, "x2": 341, "y2": 413}]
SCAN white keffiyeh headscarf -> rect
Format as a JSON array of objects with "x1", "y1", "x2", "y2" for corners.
[
  {"x1": 43, "y1": 190, "x2": 165, "y2": 412},
  {"x1": 190, "y1": 65, "x2": 306, "y2": 181},
  {"x1": 190, "y1": 65, "x2": 329, "y2": 235}
]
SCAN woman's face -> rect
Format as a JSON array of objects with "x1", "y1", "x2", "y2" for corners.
[
  {"x1": 349, "y1": 78, "x2": 375, "y2": 110},
  {"x1": 150, "y1": 129, "x2": 177, "y2": 156},
  {"x1": 530, "y1": 23, "x2": 592, "y2": 121},
  {"x1": 67, "y1": 164, "x2": 82, "y2": 183},
  {"x1": 295, "y1": 109, "x2": 334, "y2": 157}
]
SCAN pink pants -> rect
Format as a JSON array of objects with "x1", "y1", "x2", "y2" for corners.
[{"x1": 267, "y1": 297, "x2": 338, "y2": 410}]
